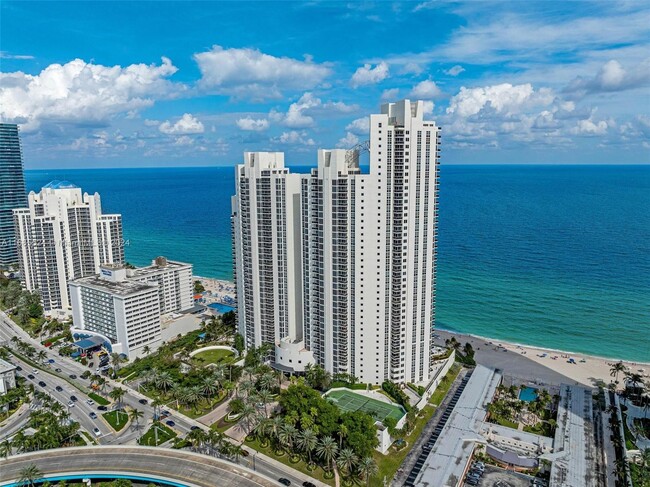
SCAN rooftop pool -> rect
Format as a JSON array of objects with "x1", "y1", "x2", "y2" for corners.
[{"x1": 208, "y1": 303, "x2": 235, "y2": 314}]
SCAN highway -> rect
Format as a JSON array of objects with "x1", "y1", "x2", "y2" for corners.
[
  {"x1": 0, "y1": 312, "x2": 325, "y2": 487},
  {"x1": 0, "y1": 446, "x2": 279, "y2": 487}
]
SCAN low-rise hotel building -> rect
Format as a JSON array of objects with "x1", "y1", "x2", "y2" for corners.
[{"x1": 69, "y1": 257, "x2": 193, "y2": 359}]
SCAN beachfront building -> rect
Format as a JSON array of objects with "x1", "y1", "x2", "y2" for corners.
[
  {"x1": 0, "y1": 358, "x2": 17, "y2": 396},
  {"x1": 232, "y1": 99, "x2": 441, "y2": 384},
  {"x1": 69, "y1": 264, "x2": 161, "y2": 359},
  {"x1": 0, "y1": 123, "x2": 28, "y2": 268},
  {"x1": 128, "y1": 256, "x2": 194, "y2": 314},
  {"x1": 13, "y1": 181, "x2": 124, "y2": 316}
]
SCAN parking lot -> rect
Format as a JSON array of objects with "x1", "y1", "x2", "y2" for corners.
[{"x1": 465, "y1": 465, "x2": 537, "y2": 487}]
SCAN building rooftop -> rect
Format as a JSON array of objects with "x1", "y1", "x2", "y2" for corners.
[
  {"x1": 71, "y1": 274, "x2": 158, "y2": 297},
  {"x1": 415, "y1": 365, "x2": 502, "y2": 487},
  {"x1": 42, "y1": 180, "x2": 79, "y2": 190},
  {"x1": 130, "y1": 257, "x2": 192, "y2": 278},
  {"x1": 0, "y1": 358, "x2": 17, "y2": 374},
  {"x1": 545, "y1": 384, "x2": 597, "y2": 487}
]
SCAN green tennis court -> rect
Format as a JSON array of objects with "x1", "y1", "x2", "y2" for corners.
[{"x1": 325, "y1": 389, "x2": 405, "y2": 422}]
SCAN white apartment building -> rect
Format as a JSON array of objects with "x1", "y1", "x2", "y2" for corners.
[
  {"x1": 69, "y1": 264, "x2": 161, "y2": 359},
  {"x1": 13, "y1": 181, "x2": 124, "y2": 315},
  {"x1": 129, "y1": 256, "x2": 193, "y2": 314},
  {"x1": 232, "y1": 100, "x2": 440, "y2": 384}
]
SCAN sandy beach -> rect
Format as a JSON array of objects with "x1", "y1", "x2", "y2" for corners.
[
  {"x1": 435, "y1": 329, "x2": 649, "y2": 388},
  {"x1": 194, "y1": 276, "x2": 236, "y2": 303}
]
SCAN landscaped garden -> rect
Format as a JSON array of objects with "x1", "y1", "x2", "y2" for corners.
[
  {"x1": 487, "y1": 384, "x2": 557, "y2": 437},
  {"x1": 103, "y1": 410, "x2": 129, "y2": 432},
  {"x1": 192, "y1": 348, "x2": 236, "y2": 366},
  {"x1": 138, "y1": 423, "x2": 177, "y2": 446}
]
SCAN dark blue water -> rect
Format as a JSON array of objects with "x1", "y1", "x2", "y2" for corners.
[{"x1": 24, "y1": 165, "x2": 650, "y2": 361}]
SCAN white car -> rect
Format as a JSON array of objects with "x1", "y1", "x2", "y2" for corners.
[
  {"x1": 86, "y1": 399, "x2": 95, "y2": 406},
  {"x1": 67, "y1": 401, "x2": 75, "y2": 408},
  {"x1": 32, "y1": 369, "x2": 39, "y2": 374},
  {"x1": 93, "y1": 427, "x2": 101, "y2": 437}
]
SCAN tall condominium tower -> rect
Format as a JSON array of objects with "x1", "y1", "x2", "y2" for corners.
[
  {"x1": 232, "y1": 100, "x2": 440, "y2": 384},
  {"x1": 0, "y1": 123, "x2": 28, "y2": 268},
  {"x1": 13, "y1": 181, "x2": 124, "y2": 315}
]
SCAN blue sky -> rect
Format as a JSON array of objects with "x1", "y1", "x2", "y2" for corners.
[{"x1": 1, "y1": 1, "x2": 649, "y2": 168}]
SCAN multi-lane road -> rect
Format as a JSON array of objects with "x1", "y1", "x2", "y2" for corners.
[{"x1": 0, "y1": 312, "x2": 325, "y2": 487}]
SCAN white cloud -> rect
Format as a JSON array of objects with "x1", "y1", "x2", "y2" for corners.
[
  {"x1": 337, "y1": 132, "x2": 359, "y2": 148},
  {"x1": 284, "y1": 93, "x2": 320, "y2": 128},
  {"x1": 447, "y1": 83, "x2": 554, "y2": 117},
  {"x1": 410, "y1": 80, "x2": 443, "y2": 99},
  {"x1": 401, "y1": 63, "x2": 423, "y2": 76},
  {"x1": 236, "y1": 117, "x2": 270, "y2": 131},
  {"x1": 174, "y1": 135, "x2": 195, "y2": 146},
  {"x1": 0, "y1": 51, "x2": 35, "y2": 60},
  {"x1": 422, "y1": 101, "x2": 435, "y2": 115},
  {"x1": 345, "y1": 117, "x2": 370, "y2": 135},
  {"x1": 565, "y1": 58, "x2": 650, "y2": 96},
  {"x1": 444, "y1": 65, "x2": 465, "y2": 76},
  {"x1": 381, "y1": 88, "x2": 399, "y2": 101},
  {"x1": 0, "y1": 57, "x2": 179, "y2": 129},
  {"x1": 351, "y1": 62, "x2": 389, "y2": 88},
  {"x1": 194, "y1": 45, "x2": 331, "y2": 99},
  {"x1": 159, "y1": 113, "x2": 204, "y2": 134},
  {"x1": 274, "y1": 130, "x2": 315, "y2": 146},
  {"x1": 144, "y1": 119, "x2": 160, "y2": 127},
  {"x1": 324, "y1": 101, "x2": 358, "y2": 113},
  {"x1": 570, "y1": 118, "x2": 609, "y2": 136}
]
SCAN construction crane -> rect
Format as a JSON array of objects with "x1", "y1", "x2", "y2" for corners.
[{"x1": 344, "y1": 140, "x2": 370, "y2": 169}]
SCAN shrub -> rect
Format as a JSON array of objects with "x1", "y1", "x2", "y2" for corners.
[{"x1": 382, "y1": 381, "x2": 411, "y2": 412}]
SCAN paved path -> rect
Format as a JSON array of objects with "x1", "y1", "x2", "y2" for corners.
[
  {"x1": 196, "y1": 394, "x2": 233, "y2": 426},
  {"x1": 0, "y1": 446, "x2": 277, "y2": 486}
]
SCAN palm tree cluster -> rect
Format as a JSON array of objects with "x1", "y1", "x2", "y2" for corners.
[
  {"x1": 1, "y1": 395, "x2": 81, "y2": 458},
  {"x1": 185, "y1": 428, "x2": 245, "y2": 463},
  {"x1": 488, "y1": 384, "x2": 556, "y2": 432},
  {"x1": 141, "y1": 364, "x2": 232, "y2": 413},
  {"x1": 9, "y1": 336, "x2": 37, "y2": 359},
  {"x1": 607, "y1": 402, "x2": 631, "y2": 486}
]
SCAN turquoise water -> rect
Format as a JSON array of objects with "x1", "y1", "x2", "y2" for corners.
[
  {"x1": 5, "y1": 473, "x2": 186, "y2": 486},
  {"x1": 519, "y1": 387, "x2": 538, "y2": 402},
  {"x1": 23, "y1": 165, "x2": 650, "y2": 362},
  {"x1": 208, "y1": 303, "x2": 236, "y2": 313}
]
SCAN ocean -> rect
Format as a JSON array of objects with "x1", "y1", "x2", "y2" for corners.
[{"x1": 23, "y1": 165, "x2": 650, "y2": 362}]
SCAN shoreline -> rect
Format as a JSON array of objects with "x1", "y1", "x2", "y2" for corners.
[{"x1": 436, "y1": 327, "x2": 650, "y2": 367}]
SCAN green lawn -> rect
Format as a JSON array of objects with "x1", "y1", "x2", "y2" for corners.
[
  {"x1": 192, "y1": 348, "x2": 236, "y2": 365},
  {"x1": 374, "y1": 364, "x2": 462, "y2": 483},
  {"x1": 245, "y1": 437, "x2": 335, "y2": 486},
  {"x1": 523, "y1": 422, "x2": 554, "y2": 438},
  {"x1": 493, "y1": 415, "x2": 519, "y2": 429},
  {"x1": 102, "y1": 410, "x2": 129, "y2": 432},
  {"x1": 622, "y1": 413, "x2": 637, "y2": 450},
  {"x1": 88, "y1": 392, "x2": 110, "y2": 405},
  {"x1": 139, "y1": 423, "x2": 177, "y2": 446}
]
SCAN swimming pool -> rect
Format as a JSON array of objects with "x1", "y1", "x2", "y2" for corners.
[
  {"x1": 519, "y1": 386, "x2": 538, "y2": 402},
  {"x1": 208, "y1": 303, "x2": 235, "y2": 314}
]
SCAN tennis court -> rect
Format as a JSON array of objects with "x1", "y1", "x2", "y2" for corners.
[{"x1": 325, "y1": 389, "x2": 405, "y2": 422}]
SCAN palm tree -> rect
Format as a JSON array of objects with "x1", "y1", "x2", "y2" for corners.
[
  {"x1": 296, "y1": 428, "x2": 318, "y2": 466},
  {"x1": 170, "y1": 382, "x2": 184, "y2": 409},
  {"x1": 0, "y1": 439, "x2": 12, "y2": 459},
  {"x1": 610, "y1": 361, "x2": 627, "y2": 385},
  {"x1": 613, "y1": 456, "x2": 628, "y2": 481},
  {"x1": 278, "y1": 423, "x2": 298, "y2": 453},
  {"x1": 36, "y1": 350, "x2": 47, "y2": 363},
  {"x1": 200, "y1": 376, "x2": 220, "y2": 404},
  {"x1": 130, "y1": 408, "x2": 144, "y2": 427},
  {"x1": 338, "y1": 423, "x2": 348, "y2": 449},
  {"x1": 155, "y1": 371, "x2": 175, "y2": 395},
  {"x1": 187, "y1": 428, "x2": 208, "y2": 452},
  {"x1": 257, "y1": 389, "x2": 274, "y2": 418},
  {"x1": 109, "y1": 387, "x2": 126, "y2": 409},
  {"x1": 110, "y1": 352, "x2": 125, "y2": 377},
  {"x1": 142, "y1": 345, "x2": 151, "y2": 355},
  {"x1": 18, "y1": 464, "x2": 42, "y2": 486},
  {"x1": 336, "y1": 448, "x2": 358, "y2": 477},
  {"x1": 358, "y1": 457, "x2": 379, "y2": 487},
  {"x1": 316, "y1": 436, "x2": 338, "y2": 474}
]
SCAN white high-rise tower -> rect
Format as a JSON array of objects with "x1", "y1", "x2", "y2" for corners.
[
  {"x1": 232, "y1": 100, "x2": 440, "y2": 384},
  {"x1": 13, "y1": 181, "x2": 124, "y2": 315}
]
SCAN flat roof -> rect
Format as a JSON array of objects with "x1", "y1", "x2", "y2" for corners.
[
  {"x1": 73, "y1": 336, "x2": 105, "y2": 350},
  {"x1": 547, "y1": 384, "x2": 597, "y2": 487},
  {"x1": 71, "y1": 275, "x2": 158, "y2": 297},
  {"x1": 415, "y1": 365, "x2": 502, "y2": 487},
  {"x1": 0, "y1": 358, "x2": 17, "y2": 374},
  {"x1": 131, "y1": 259, "x2": 191, "y2": 277}
]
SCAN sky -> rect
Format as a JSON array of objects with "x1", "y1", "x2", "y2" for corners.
[{"x1": 0, "y1": 1, "x2": 649, "y2": 169}]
